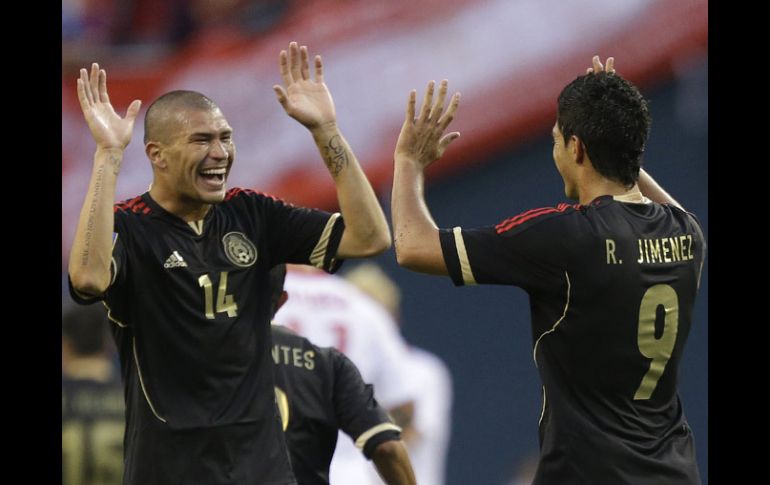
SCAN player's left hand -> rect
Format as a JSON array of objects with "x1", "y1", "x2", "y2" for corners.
[
  {"x1": 586, "y1": 55, "x2": 615, "y2": 74},
  {"x1": 273, "y1": 42, "x2": 337, "y2": 131},
  {"x1": 394, "y1": 79, "x2": 461, "y2": 169}
]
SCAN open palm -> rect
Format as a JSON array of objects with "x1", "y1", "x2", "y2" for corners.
[
  {"x1": 77, "y1": 63, "x2": 141, "y2": 150},
  {"x1": 273, "y1": 42, "x2": 336, "y2": 129}
]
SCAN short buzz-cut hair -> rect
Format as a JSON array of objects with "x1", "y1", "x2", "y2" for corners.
[
  {"x1": 143, "y1": 90, "x2": 220, "y2": 144},
  {"x1": 557, "y1": 72, "x2": 651, "y2": 187}
]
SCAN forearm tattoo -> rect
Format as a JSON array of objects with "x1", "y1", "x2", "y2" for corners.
[
  {"x1": 80, "y1": 163, "x2": 105, "y2": 267},
  {"x1": 323, "y1": 135, "x2": 349, "y2": 176},
  {"x1": 109, "y1": 153, "x2": 122, "y2": 175}
]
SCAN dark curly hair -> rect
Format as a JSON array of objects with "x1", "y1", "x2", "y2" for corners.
[{"x1": 557, "y1": 72, "x2": 651, "y2": 187}]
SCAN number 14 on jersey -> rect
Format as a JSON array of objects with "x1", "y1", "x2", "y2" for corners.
[{"x1": 198, "y1": 271, "x2": 238, "y2": 319}]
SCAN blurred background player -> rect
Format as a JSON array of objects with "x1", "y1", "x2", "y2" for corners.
[
  {"x1": 62, "y1": 304, "x2": 125, "y2": 485},
  {"x1": 345, "y1": 263, "x2": 453, "y2": 485},
  {"x1": 274, "y1": 265, "x2": 420, "y2": 485},
  {"x1": 268, "y1": 264, "x2": 416, "y2": 485}
]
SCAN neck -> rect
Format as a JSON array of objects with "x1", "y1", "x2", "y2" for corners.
[
  {"x1": 577, "y1": 173, "x2": 640, "y2": 205},
  {"x1": 149, "y1": 185, "x2": 211, "y2": 222}
]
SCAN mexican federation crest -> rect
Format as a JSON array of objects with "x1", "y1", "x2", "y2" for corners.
[{"x1": 222, "y1": 232, "x2": 258, "y2": 267}]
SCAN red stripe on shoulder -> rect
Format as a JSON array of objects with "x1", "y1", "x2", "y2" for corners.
[
  {"x1": 114, "y1": 195, "x2": 145, "y2": 213},
  {"x1": 225, "y1": 187, "x2": 280, "y2": 202},
  {"x1": 495, "y1": 203, "x2": 581, "y2": 234}
]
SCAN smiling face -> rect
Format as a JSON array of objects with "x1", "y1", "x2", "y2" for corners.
[{"x1": 159, "y1": 106, "x2": 235, "y2": 205}]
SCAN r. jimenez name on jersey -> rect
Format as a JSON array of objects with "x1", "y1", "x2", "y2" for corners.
[
  {"x1": 272, "y1": 343, "x2": 316, "y2": 370},
  {"x1": 605, "y1": 235, "x2": 697, "y2": 266}
]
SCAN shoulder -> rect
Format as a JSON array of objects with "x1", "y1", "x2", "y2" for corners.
[
  {"x1": 224, "y1": 187, "x2": 288, "y2": 205},
  {"x1": 494, "y1": 202, "x2": 584, "y2": 236},
  {"x1": 113, "y1": 195, "x2": 152, "y2": 217},
  {"x1": 325, "y1": 346, "x2": 358, "y2": 373},
  {"x1": 271, "y1": 324, "x2": 312, "y2": 348},
  {"x1": 666, "y1": 203, "x2": 704, "y2": 229}
]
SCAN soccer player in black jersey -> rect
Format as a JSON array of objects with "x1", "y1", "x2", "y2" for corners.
[
  {"x1": 68, "y1": 42, "x2": 391, "y2": 484},
  {"x1": 268, "y1": 265, "x2": 416, "y2": 485},
  {"x1": 62, "y1": 304, "x2": 124, "y2": 485},
  {"x1": 390, "y1": 57, "x2": 705, "y2": 484}
]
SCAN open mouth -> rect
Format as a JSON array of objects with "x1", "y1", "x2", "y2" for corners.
[{"x1": 199, "y1": 167, "x2": 227, "y2": 187}]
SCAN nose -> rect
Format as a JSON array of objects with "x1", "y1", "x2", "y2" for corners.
[{"x1": 210, "y1": 140, "x2": 228, "y2": 160}]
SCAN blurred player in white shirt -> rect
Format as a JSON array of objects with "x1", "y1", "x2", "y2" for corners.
[
  {"x1": 345, "y1": 263, "x2": 453, "y2": 485},
  {"x1": 275, "y1": 265, "x2": 419, "y2": 485}
]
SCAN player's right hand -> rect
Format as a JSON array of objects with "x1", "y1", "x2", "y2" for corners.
[
  {"x1": 394, "y1": 79, "x2": 461, "y2": 170},
  {"x1": 77, "y1": 63, "x2": 141, "y2": 151}
]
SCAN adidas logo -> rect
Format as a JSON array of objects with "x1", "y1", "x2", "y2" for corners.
[{"x1": 164, "y1": 251, "x2": 188, "y2": 268}]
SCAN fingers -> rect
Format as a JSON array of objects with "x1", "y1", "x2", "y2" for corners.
[
  {"x1": 437, "y1": 92, "x2": 460, "y2": 131},
  {"x1": 98, "y1": 68, "x2": 110, "y2": 105},
  {"x1": 587, "y1": 55, "x2": 615, "y2": 75},
  {"x1": 76, "y1": 79, "x2": 90, "y2": 113},
  {"x1": 300, "y1": 45, "x2": 310, "y2": 81},
  {"x1": 606, "y1": 57, "x2": 615, "y2": 74},
  {"x1": 314, "y1": 55, "x2": 324, "y2": 83},
  {"x1": 591, "y1": 55, "x2": 603, "y2": 73},
  {"x1": 413, "y1": 80, "x2": 459, "y2": 129},
  {"x1": 282, "y1": 43, "x2": 322, "y2": 84},
  {"x1": 125, "y1": 100, "x2": 142, "y2": 123},
  {"x1": 80, "y1": 67, "x2": 94, "y2": 105},
  {"x1": 289, "y1": 42, "x2": 302, "y2": 84},
  {"x1": 429, "y1": 80, "x2": 448, "y2": 121},
  {"x1": 418, "y1": 80, "x2": 435, "y2": 123},
  {"x1": 90, "y1": 63, "x2": 101, "y2": 103},
  {"x1": 404, "y1": 90, "x2": 416, "y2": 123},
  {"x1": 437, "y1": 131, "x2": 461, "y2": 156},
  {"x1": 279, "y1": 50, "x2": 292, "y2": 86},
  {"x1": 78, "y1": 68, "x2": 94, "y2": 106},
  {"x1": 273, "y1": 85, "x2": 289, "y2": 110}
]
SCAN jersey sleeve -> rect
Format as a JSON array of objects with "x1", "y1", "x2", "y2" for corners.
[
  {"x1": 438, "y1": 205, "x2": 576, "y2": 292},
  {"x1": 329, "y1": 348, "x2": 402, "y2": 459},
  {"x1": 259, "y1": 193, "x2": 346, "y2": 273}
]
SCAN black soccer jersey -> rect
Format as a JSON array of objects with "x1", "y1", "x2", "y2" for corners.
[
  {"x1": 271, "y1": 325, "x2": 401, "y2": 485},
  {"x1": 70, "y1": 188, "x2": 345, "y2": 485},
  {"x1": 62, "y1": 375, "x2": 125, "y2": 485},
  {"x1": 440, "y1": 195, "x2": 704, "y2": 485}
]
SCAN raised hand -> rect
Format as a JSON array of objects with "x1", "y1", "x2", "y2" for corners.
[
  {"x1": 394, "y1": 79, "x2": 461, "y2": 169},
  {"x1": 586, "y1": 55, "x2": 615, "y2": 75},
  {"x1": 273, "y1": 42, "x2": 336, "y2": 131},
  {"x1": 76, "y1": 63, "x2": 142, "y2": 150}
]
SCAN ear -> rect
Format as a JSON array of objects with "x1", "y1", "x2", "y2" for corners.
[
  {"x1": 146, "y1": 142, "x2": 166, "y2": 169},
  {"x1": 571, "y1": 135, "x2": 585, "y2": 165}
]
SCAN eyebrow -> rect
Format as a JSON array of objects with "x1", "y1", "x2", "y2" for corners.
[{"x1": 188, "y1": 129, "x2": 233, "y2": 140}]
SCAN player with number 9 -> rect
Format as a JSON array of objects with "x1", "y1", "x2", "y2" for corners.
[{"x1": 390, "y1": 56, "x2": 706, "y2": 484}]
